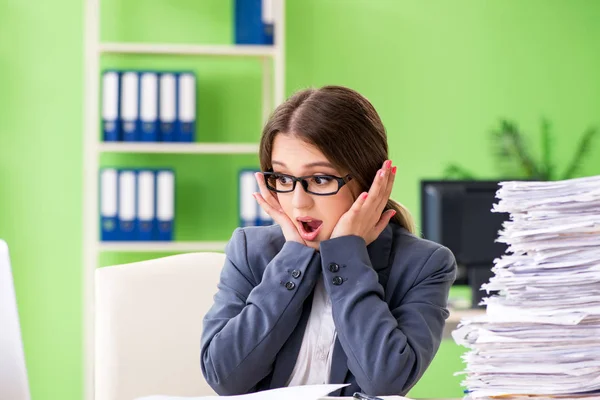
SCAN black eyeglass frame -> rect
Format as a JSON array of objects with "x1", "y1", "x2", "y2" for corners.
[{"x1": 263, "y1": 171, "x2": 353, "y2": 196}]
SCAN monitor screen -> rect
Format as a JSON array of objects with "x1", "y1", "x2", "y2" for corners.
[{"x1": 420, "y1": 180, "x2": 509, "y2": 287}]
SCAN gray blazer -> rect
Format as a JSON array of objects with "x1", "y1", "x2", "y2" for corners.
[{"x1": 200, "y1": 223, "x2": 457, "y2": 396}]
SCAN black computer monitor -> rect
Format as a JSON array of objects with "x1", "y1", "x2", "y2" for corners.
[{"x1": 420, "y1": 180, "x2": 510, "y2": 307}]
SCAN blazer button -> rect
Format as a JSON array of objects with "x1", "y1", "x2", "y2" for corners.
[
  {"x1": 332, "y1": 276, "x2": 344, "y2": 286},
  {"x1": 328, "y1": 262, "x2": 340, "y2": 273},
  {"x1": 285, "y1": 281, "x2": 296, "y2": 290},
  {"x1": 291, "y1": 269, "x2": 301, "y2": 279}
]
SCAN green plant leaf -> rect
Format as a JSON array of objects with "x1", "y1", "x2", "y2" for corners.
[
  {"x1": 561, "y1": 126, "x2": 598, "y2": 180},
  {"x1": 540, "y1": 118, "x2": 554, "y2": 180},
  {"x1": 443, "y1": 164, "x2": 477, "y2": 180},
  {"x1": 491, "y1": 119, "x2": 544, "y2": 179}
]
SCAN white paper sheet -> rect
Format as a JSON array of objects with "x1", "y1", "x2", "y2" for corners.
[{"x1": 135, "y1": 384, "x2": 349, "y2": 400}]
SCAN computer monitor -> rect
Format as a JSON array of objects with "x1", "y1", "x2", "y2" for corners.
[
  {"x1": 0, "y1": 240, "x2": 31, "y2": 400},
  {"x1": 420, "y1": 180, "x2": 509, "y2": 307}
]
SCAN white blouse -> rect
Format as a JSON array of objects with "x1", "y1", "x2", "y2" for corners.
[{"x1": 286, "y1": 275, "x2": 337, "y2": 386}]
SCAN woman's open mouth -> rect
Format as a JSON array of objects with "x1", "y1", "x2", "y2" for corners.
[{"x1": 297, "y1": 217, "x2": 323, "y2": 241}]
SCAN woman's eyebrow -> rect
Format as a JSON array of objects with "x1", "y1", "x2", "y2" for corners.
[{"x1": 272, "y1": 160, "x2": 335, "y2": 169}]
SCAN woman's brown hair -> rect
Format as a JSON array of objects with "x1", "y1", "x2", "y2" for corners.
[{"x1": 259, "y1": 85, "x2": 416, "y2": 234}]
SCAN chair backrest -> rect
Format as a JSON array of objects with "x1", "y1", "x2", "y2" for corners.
[
  {"x1": 95, "y1": 252, "x2": 226, "y2": 400},
  {"x1": 0, "y1": 240, "x2": 31, "y2": 400}
]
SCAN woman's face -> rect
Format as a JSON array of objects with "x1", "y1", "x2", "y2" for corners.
[{"x1": 270, "y1": 134, "x2": 358, "y2": 250}]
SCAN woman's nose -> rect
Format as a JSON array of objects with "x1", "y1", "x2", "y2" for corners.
[{"x1": 291, "y1": 181, "x2": 313, "y2": 209}]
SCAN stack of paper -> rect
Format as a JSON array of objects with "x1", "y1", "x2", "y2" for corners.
[{"x1": 452, "y1": 175, "x2": 600, "y2": 400}]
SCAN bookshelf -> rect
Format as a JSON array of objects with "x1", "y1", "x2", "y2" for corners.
[{"x1": 83, "y1": 1, "x2": 286, "y2": 399}]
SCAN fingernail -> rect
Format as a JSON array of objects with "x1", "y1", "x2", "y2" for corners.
[
  {"x1": 385, "y1": 160, "x2": 392, "y2": 169},
  {"x1": 391, "y1": 210, "x2": 397, "y2": 216},
  {"x1": 392, "y1": 166, "x2": 397, "y2": 174},
  {"x1": 379, "y1": 169, "x2": 385, "y2": 177},
  {"x1": 362, "y1": 193, "x2": 368, "y2": 200},
  {"x1": 252, "y1": 192, "x2": 258, "y2": 198}
]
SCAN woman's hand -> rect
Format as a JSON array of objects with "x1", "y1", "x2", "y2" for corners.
[
  {"x1": 252, "y1": 172, "x2": 307, "y2": 246},
  {"x1": 330, "y1": 160, "x2": 397, "y2": 245}
]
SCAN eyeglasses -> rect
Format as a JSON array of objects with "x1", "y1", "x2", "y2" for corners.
[{"x1": 263, "y1": 172, "x2": 352, "y2": 196}]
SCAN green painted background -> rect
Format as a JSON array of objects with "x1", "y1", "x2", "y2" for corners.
[{"x1": 1, "y1": 1, "x2": 600, "y2": 399}]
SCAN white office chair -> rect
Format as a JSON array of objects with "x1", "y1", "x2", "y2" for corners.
[{"x1": 95, "y1": 252, "x2": 226, "y2": 400}]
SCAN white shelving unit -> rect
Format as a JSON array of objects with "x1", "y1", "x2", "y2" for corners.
[
  {"x1": 82, "y1": 1, "x2": 285, "y2": 399},
  {"x1": 100, "y1": 42, "x2": 277, "y2": 57},
  {"x1": 99, "y1": 241, "x2": 229, "y2": 253},
  {"x1": 99, "y1": 142, "x2": 259, "y2": 154},
  {"x1": 100, "y1": 242, "x2": 227, "y2": 253}
]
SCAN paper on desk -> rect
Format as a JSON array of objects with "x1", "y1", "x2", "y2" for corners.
[
  {"x1": 321, "y1": 397, "x2": 408, "y2": 400},
  {"x1": 135, "y1": 384, "x2": 350, "y2": 400}
]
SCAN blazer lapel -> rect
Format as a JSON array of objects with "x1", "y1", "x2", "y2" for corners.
[
  {"x1": 367, "y1": 223, "x2": 394, "y2": 274},
  {"x1": 327, "y1": 224, "x2": 395, "y2": 394},
  {"x1": 268, "y1": 290, "x2": 314, "y2": 388},
  {"x1": 327, "y1": 338, "x2": 348, "y2": 395}
]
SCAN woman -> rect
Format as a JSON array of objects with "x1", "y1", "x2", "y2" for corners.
[{"x1": 200, "y1": 86, "x2": 457, "y2": 397}]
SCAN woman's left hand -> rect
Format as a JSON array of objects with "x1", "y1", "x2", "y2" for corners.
[{"x1": 329, "y1": 160, "x2": 397, "y2": 245}]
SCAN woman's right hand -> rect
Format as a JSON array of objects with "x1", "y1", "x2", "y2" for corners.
[{"x1": 252, "y1": 172, "x2": 307, "y2": 246}]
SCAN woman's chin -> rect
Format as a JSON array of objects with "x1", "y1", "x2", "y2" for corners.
[
  {"x1": 306, "y1": 241, "x2": 320, "y2": 251},
  {"x1": 304, "y1": 231, "x2": 332, "y2": 251}
]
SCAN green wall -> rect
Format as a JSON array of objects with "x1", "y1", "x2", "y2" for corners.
[
  {"x1": 0, "y1": 2, "x2": 84, "y2": 400},
  {"x1": 1, "y1": 1, "x2": 600, "y2": 399}
]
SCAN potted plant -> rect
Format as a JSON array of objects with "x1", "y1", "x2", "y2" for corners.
[{"x1": 444, "y1": 118, "x2": 598, "y2": 181}]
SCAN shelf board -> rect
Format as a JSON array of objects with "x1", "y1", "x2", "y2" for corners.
[
  {"x1": 99, "y1": 142, "x2": 259, "y2": 154},
  {"x1": 99, "y1": 241, "x2": 228, "y2": 253},
  {"x1": 100, "y1": 42, "x2": 276, "y2": 57}
]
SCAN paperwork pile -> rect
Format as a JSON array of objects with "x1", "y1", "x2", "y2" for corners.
[{"x1": 452, "y1": 175, "x2": 600, "y2": 400}]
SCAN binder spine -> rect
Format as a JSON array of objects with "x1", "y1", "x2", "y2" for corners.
[
  {"x1": 118, "y1": 170, "x2": 137, "y2": 240},
  {"x1": 159, "y1": 73, "x2": 177, "y2": 142},
  {"x1": 121, "y1": 72, "x2": 140, "y2": 142},
  {"x1": 262, "y1": 0, "x2": 275, "y2": 45},
  {"x1": 176, "y1": 72, "x2": 196, "y2": 142},
  {"x1": 102, "y1": 71, "x2": 121, "y2": 142},
  {"x1": 156, "y1": 169, "x2": 175, "y2": 241},
  {"x1": 254, "y1": 168, "x2": 272, "y2": 226},
  {"x1": 239, "y1": 169, "x2": 259, "y2": 227},
  {"x1": 140, "y1": 72, "x2": 159, "y2": 142},
  {"x1": 258, "y1": 200, "x2": 273, "y2": 226},
  {"x1": 100, "y1": 168, "x2": 119, "y2": 241},
  {"x1": 255, "y1": 170, "x2": 272, "y2": 226},
  {"x1": 137, "y1": 169, "x2": 156, "y2": 241}
]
